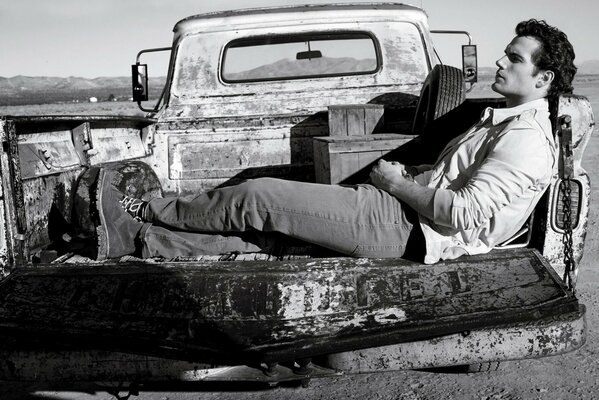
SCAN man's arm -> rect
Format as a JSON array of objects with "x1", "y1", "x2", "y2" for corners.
[
  {"x1": 407, "y1": 164, "x2": 433, "y2": 176},
  {"x1": 369, "y1": 160, "x2": 436, "y2": 220}
]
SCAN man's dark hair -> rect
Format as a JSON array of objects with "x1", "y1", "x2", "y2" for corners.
[{"x1": 515, "y1": 19, "x2": 577, "y2": 99}]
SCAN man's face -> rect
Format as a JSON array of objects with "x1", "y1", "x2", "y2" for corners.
[{"x1": 492, "y1": 36, "x2": 546, "y2": 106}]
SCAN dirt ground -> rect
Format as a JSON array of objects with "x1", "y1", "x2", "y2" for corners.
[{"x1": 1, "y1": 81, "x2": 598, "y2": 399}]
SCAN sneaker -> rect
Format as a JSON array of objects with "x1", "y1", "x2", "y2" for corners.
[
  {"x1": 95, "y1": 169, "x2": 144, "y2": 260},
  {"x1": 120, "y1": 196, "x2": 148, "y2": 221}
]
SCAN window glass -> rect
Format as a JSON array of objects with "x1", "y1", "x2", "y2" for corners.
[{"x1": 222, "y1": 33, "x2": 379, "y2": 82}]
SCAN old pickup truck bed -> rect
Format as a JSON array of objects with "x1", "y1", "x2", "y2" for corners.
[{"x1": 0, "y1": 248, "x2": 585, "y2": 381}]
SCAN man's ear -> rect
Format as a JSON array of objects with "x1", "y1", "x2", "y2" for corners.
[{"x1": 536, "y1": 70, "x2": 554, "y2": 89}]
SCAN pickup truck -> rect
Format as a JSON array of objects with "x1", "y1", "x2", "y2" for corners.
[{"x1": 0, "y1": 2, "x2": 594, "y2": 387}]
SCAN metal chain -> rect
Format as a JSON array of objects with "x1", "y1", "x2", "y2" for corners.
[
  {"x1": 558, "y1": 113, "x2": 577, "y2": 293},
  {"x1": 561, "y1": 176, "x2": 577, "y2": 292}
]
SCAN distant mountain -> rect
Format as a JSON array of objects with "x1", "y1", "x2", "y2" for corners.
[
  {"x1": 474, "y1": 62, "x2": 599, "y2": 79},
  {"x1": 0, "y1": 76, "x2": 166, "y2": 106},
  {"x1": 578, "y1": 60, "x2": 599, "y2": 75},
  {"x1": 226, "y1": 57, "x2": 376, "y2": 80},
  {"x1": 2, "y1": 60, "x2": 597, "y2": 107}
]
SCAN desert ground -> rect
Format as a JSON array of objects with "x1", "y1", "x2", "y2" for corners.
[{"x1": 0, "y1": 77, "x2": 598, "y2": 399}]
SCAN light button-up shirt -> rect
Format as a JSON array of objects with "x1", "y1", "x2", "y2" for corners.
[{"x1": 416, "y1": 98, "x2": 556, "y2": 264}]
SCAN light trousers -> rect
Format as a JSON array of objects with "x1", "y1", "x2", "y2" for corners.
[{"x1": 141, "y1": 178, "x2": 423, "y2": 260}]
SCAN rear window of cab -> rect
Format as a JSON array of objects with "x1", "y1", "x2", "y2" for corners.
[{"x1": 221, "y1": 32, "x2": 380, "y2": 83}]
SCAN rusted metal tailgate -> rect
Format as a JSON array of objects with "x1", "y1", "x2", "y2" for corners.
[{"x1": 0, "y1": 248, "x2": 583, "y2": 367}]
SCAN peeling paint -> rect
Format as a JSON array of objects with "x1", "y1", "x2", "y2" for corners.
[
  {"x1": 0, "y1": 3, "x2": 590, "y2": 381},
  {"x1": 540, "y1": 96, "x2": 594, "y2": 280},
  {"x1": 327, "y1": 309, "x2": 585, "y2": 373},
  {"x1": 277, "y1": 279, "x2": 352, "y2": 319}
]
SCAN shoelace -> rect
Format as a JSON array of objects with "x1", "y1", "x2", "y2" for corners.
[{"x1": 119, "y1": 196, "x2": 146, "y2": 221}]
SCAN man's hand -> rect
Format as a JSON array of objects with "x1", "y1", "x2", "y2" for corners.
[
  {"x1": 369, "y1": 160, "x2": 413, "y2": 192},
  {"x1": 369, "y1": 159, "x2": 436, "y2": 220}
]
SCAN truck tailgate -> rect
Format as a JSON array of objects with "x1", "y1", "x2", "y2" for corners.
[{"x1": 0, "y1": 248, "x2": 583, "y2": 365}]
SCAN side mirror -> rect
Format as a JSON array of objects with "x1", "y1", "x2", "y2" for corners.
[
  {"x1": 462, "y1": 45, "x2": 477, "y2": 83},
  {"x1": 131, "y1": 63, "x2": 148, "y2": 102}
]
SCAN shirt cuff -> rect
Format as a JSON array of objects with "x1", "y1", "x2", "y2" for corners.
[{"x1": 433, "y1": 188, "x2": 455, "y2": 227}]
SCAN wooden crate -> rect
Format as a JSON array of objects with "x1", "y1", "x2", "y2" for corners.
[
  {"x1": 313, "y1": 134, "x2": 413, "y2": 184},
  {"x1": 328, "y1": 104, "x2": 385, "y2": 136}
]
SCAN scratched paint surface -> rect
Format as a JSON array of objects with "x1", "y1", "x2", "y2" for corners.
[
  {"x1": 148, "y1": 7, "x2": 430, "y2": 194},
  {"x1": 167, "y1": 15, "x2": 429, "y2": 117},
  {"x1": 0, "y1": 6, "x2": 590, "y2": 372},
  {"x1": 0, "y1": 249, "x2": 577, "y2": 358},
  {"x1": 538, "y1": 96, "x2": 594, "y2": 275}
]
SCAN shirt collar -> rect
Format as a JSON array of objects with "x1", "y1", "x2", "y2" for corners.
[{"x1": 480, "y1": 98, "x2": 550, "y2": 126}]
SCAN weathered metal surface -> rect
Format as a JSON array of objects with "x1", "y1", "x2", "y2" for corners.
[
  {"x1": 537, "y1": 95, "x2": 594, "y2": 277},
  {"x1": 0, "y1": 309, "x2": 584, "y2": 382},
  {"x1": 0, "y1": 119, "x2": 11, "y2": 275},
  {"x1": 22, "y1": 169, "x2": 84, "y2": 253},
  {"x1": 0, "y1": 344, "x2": 340, "y2": 383},
  {"x1": 0, "y1": 4, "x2": 590, "y2": 383},
  {"x1": 0, "y1": 181, "x2": 6, "y2": 274},
  {"x1": 17, "y1": 130, "x2": 82, "y2": 178},
  {"x1": 0, "y1": 119, "x2": 28, "y2": 270},
  {"x1": 167, "y1": 6, "x2": 430, "y2": 117},
  {"x1": 327, "y1": 308, "x2": 586, "y2": 372},
  {"x1": 9, "y1": 116, "x2": 154, "y2": 169},
  {"x1": 87, "y1": 127, "x2": 147, "y2": 165},
  {"x1": 0, "y1": 348, "x2": 214, "y2": 382},
  {"x1": 0, "y1": 249, "x2": 579, "y2": 364},
  {"x1": 154, "y1": 115, "x2": 328, "y2": 194},
  {"x1": 71, "y1": 122, "x2": 92, "y2": 166},
  {"x1": 0, "y1": 116, "x2": 156, "y2": 269},
  {"x1": 5, "y1": 115, "x2": 154, "y2": 128},
  {"x1": 146, "y1": 4, "x2": 429, "y2": 194}
]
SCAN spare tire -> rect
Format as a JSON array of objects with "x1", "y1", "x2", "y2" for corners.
[{"x1": 411, "y1": 65, "x2": 466, "y2": 135}]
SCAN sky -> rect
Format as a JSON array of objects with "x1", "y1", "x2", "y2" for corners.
[{"x1": 1, "y1": 0, "x2": 597, "y2": 78}]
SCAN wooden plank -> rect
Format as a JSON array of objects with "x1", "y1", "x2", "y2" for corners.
[
  {"x1": 327, "y1": 138, "x2": 410, "y2": 153},
  {"x1": 312, "y1": 135, "x2": 413, "y2": 183},
  {"x1": 346, "y1": 107, "x2": 364, "y2": 136},
  {"x1": 328, "y1": 106, "x2": 349, "y2": 136},
  {"x1": 357, "y1": 150, "x2": 384, "y2": 171},
  {"x1": 364, "y1": 105, "x2": 385, "y2": 135},
  {"x1": 328, "y1": 153, "x2": 344, "y2": 184},
  {"x1": 336, "y1": 152, "x2": 360, "y2": 183},
  {"x1": 316, "y1": 133, "x2": 413, "y2": 144},
  {"x1": 313, "y1": 139, "x2": 331, "y2": 184},
  {"x1": 328, "y1": 105, "x2": 385, "y2": 136}
]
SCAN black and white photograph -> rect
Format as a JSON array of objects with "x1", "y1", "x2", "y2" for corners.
[{"x1": 0, "y1": 0, "x2": 597, "y2": 399}]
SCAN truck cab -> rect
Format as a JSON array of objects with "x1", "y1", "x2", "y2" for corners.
[{"x1": 0, "y1": 3, "x2": 593, "y2": 386}]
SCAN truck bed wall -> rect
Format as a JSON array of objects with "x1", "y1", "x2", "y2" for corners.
[
  {"x1": 0, "y1": 116, "x2": 155, "y2": 274},
  {"x1": 0, "y1": 92, "x2": 592, "y2": 286}
]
